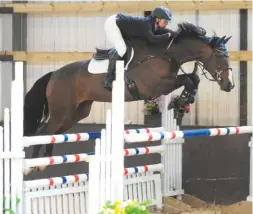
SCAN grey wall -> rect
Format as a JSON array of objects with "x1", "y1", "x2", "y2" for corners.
[{"x1": 0, "y1": 14, "x2": 13, "y2": 120}]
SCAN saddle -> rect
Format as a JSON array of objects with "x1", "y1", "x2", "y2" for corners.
[
  {"x1": 92, "y1": 39, "x2": 133, "y2": 68},
  {"x1": 92, "y1": 40, "x2": 140, "y2": 100}
]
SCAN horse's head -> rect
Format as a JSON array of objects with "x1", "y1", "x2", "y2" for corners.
[
  {"x1": 198, "y1": 35, "x2": 234, "y2": 92},
  {"x1": 168, "y1": 22, "x2": 235, "y2": 92}
]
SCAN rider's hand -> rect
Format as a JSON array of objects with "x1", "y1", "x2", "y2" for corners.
[
  {"x1": 193, "y1": 61, "x2": 199, "y2": 73},
  {"x1": 168, "y1": 31, "x2": 179, "y2": 38}
]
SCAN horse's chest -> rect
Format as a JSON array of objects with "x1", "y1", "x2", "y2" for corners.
[{"x1": 148, "y1": 77, "x2": 176, "y2": 95}]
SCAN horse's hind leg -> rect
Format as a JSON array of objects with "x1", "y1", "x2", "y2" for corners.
[
  {"x1": 36, "y1": 102, "x2": 93, "y2": 172},
  {"x1": 75, "y1": 100, "x2": 94, "y2": 123},
  {"x1": 31, "y1": 117, "x2": 63, "y2": 156},
  {"x1": 27, "y1": 105, "x2": 77, "y2": 175},
  {"x1": 26, "y1": 97, "x2": 93, "y2": 176},
  {"x1": 24, "y1": 117, "x2": 63, "y2": 175}
]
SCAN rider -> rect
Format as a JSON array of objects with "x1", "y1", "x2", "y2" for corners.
[{"x1": 103, "y1": 6, "x2": 179, "y2": 89}]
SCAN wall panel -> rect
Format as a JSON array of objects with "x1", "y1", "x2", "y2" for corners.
[
  {"x1": 197, "y1": 9, "x2": 240, "y2": 126},
  {"x1": 0, "y1": 14, "x2": 12, "y2": 121},
  {"x1": 247, "y1": 9, "x2": 252, "y2": 125}
]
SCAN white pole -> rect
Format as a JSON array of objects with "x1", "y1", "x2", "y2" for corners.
[
  {"x1": 105, "y1": 109, "x2": 112, "y2": 201},
  {"x1": 13, "y1": 62, "x2": 24, "y2": 213},
  {"x1": 99, "y1": 129, "x2": 106, "y2": 208},
  {"x1": 161, "y1": 93, "x2": 173, "y2": 196},
  {"x1": 111, "y1": 60, "x2": 125, "y2": 202},
  {"x1": 88, "y1": 138, "x2": 101, "y2": 214},
  {"x1": 10, "y1": 88, "x2": 17, "y2": 214},
  {"x1": 0, "y1": 126, "x2": 3, "y2": 213},
  {"x1": 4, "y1": 107, "x2": 10, "y2": 212}
]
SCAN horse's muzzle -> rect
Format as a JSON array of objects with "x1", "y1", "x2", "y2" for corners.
[
  {"x1": 220, "y1": 80, "x2": 235, "y2": 92},
  {"x1": 219, "y1": 68, "x2": 235, "y2": 92}
]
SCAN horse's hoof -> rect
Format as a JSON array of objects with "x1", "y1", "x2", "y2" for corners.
[
  {"x1": 38, "y1": 166, "x2": 46, "y2": 172},
  {"x1": 23, "y1": 166, "x2": 46, "y2": 176},
  {"x1": 23, "y1": 167, "x2": 32, "y2": 176},
  {"x1": 188, "y1": 95, "x2": 195, "y2": 104}
]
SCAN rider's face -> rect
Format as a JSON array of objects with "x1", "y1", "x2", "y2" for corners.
[{"x1": 158, "y1": 19, "x2": 168, "y2": 28}]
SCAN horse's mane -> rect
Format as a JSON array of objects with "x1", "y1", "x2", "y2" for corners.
[
  {"x1": 174, "y1": 22, "x2": 229, "y2": 56},
  {"x1": 176, "y1": 22, "x2": 208, "y2": 41}
]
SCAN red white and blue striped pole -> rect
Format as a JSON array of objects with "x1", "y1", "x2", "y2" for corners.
[
  {"x1": 23, "y1": 127, "x2": 165, "y2": 147},
  {"x1": 23, "y1": 145, "x2": 165, "y2": 169},
  {"x1": 23, "y1": 132, "x2": 101, "y2": 147},
  {"x1": 125, "y1": 126, "x2": 253, "y2": 143},
  {"x1": 24, "y1": 163, "x2": 163, "y2": 189}
]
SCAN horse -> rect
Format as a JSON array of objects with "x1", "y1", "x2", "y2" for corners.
[{"x1": 23, "y1": 22, "x2": 235, "y2": 174}]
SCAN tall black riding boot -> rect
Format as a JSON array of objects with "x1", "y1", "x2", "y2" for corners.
[{"x1": 104, "y1": 52, "x2": 121, "y2": 89}]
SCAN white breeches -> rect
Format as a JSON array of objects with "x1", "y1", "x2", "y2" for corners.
[{"x1": 104, "y1": 14, "x2": 127, "y2": 58}]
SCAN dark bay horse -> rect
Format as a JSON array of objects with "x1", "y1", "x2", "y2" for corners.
[{"x1": 24, "y1": 22, "x2": 234, "y2": 173}]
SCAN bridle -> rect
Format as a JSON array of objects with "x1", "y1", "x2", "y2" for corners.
[
  {"x1": 192, "y1": 50, "x2": 232, "y2": 84},
  {"x1": 166, "y1": 38, "x2": 232, "y2": 84}
]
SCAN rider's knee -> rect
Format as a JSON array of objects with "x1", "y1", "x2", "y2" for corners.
[
  {"x1": 104, "y1": 15, "x2": 116, "y2": 30},
  {"x1": 117, "y1": 45, "x2": 127, "y2": 58}
]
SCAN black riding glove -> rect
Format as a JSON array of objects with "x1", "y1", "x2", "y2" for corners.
[{"x1": 170, "y1": 30, "x2": 179, "y2": 38}]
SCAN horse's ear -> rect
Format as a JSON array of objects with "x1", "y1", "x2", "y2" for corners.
[
  {"x1": 209, "y1": 38, "x2": 216, "y2": 46},
  {"x1": 216, "y1": 36, "x2": 226, "y2": 46},
  {"x1": 223, "y1": 36, "x2": 232, "y2": 44}
]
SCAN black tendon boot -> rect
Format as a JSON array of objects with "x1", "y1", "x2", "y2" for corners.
[
  {"x1": 103, "y1": 52, "x2": 121, "y2": 89},
  {"x1": 177, "y1": 89, "x2": 191, "y2": 107},
  {"x1": 168, "y1": 90, "x2": 192, "y2": 110}
]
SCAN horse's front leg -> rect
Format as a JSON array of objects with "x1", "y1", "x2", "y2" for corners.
[{"x1": 168, "y1": 66, "x2": 200, "y2": 110}]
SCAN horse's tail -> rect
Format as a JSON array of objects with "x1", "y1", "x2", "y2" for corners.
[{"x1": 23, "y1": 72, "x2": 53, "y2": 136}]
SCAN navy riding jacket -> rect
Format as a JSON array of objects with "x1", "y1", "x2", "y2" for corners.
[{"x1": 116, "y1": 13, "x2": 172, "y2": 44}]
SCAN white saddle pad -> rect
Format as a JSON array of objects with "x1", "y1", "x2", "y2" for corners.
[
  {"x1": 88, "y1": 48, "x2": 134, "y2": 74},
  {"x1": 88, "y1": 58, "x2": 109, "y2": 74}
]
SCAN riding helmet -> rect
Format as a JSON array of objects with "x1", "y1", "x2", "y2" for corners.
[{"x1": 151, "y1": 6, "x2": 172, "y2": 22}]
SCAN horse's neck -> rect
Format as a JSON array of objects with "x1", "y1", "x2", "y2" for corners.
[
  {"x1": 131, "y1": 43, "x2": 151, "y2": 64},
  {"x1": 131, "y1": 38, "x2": 168, "y2": 57},
  {"x1": 168, "y1": 39, "x2": 206, "y2": 64},
  {"x1": 169, "y1": 58, "x2": 181, "y2": 74}
]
